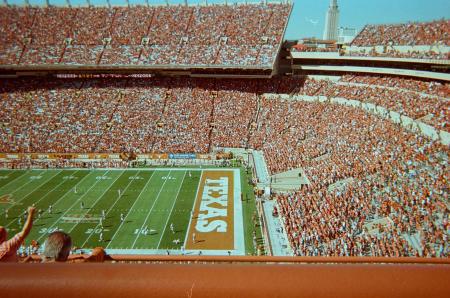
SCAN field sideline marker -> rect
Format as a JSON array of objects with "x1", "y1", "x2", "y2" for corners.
[{"x1": 183, "y1": 170, "x2": 203, "y2": 247}]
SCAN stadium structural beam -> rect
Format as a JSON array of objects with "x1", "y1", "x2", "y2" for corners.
[
  {"x1": 66, "y1": 0, "x2": 71, "y2": 8},
  {"x1": 86, "y1": 0, "x2": 91, "y2": 7},
  {"x1": 184, "y1": 0, "x2": 188, "y2": 6},
  {"x1": 106, "y1": 0, "x2": 111, "y2": 8},
  {"x1": 145, "y1": 0, "x2": 149, "y2": 7},
  {"x1": 45, "y1": 0, "x2": 50, "y2": 7},
  {"x1": 126, "y1": 0, "x2": 129, "y2": 7}
]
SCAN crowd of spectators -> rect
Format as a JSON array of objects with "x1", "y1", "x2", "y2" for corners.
[
  {"x1": 347, "y1": 20, "x2": 449, "y2": 60},
  {"x1": 255, "y1": 99, "x2": 448, "y2": 257},
  {"x1": 1, "y1": 75, "x2": 448, "y2": 153},
  {"x1": 352, "y1": 20, "x2": 450, "y2": 47},
  {"x1": 283, "y1": 76, "x2": 449, "y2": 132},
  {"x1": 344, "y1": 48, "x2": 450, "y2": 60},
  {"x1": 291, "y1": 46, "x2": 339, "y2": 53},
  {"x1": 0, "y1": 4, "x2": 290, "y2": 67},
  {"x1": 340, "y1": 75, "x2": 450, "y2": 98},
  {"x1": 317, "y1": 81, "x2": 448, "y2": 131},
  {"x1": 0, "y1": 159, "x2": 129, "y2": 170},
  {"x1": 0, "y1": 74, "x2": 448, "y2": 258}
]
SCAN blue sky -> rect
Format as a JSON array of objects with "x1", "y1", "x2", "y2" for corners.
[
  {"x1": 5, "y1": 0, "x2": 450, "y2": 40},
  {"x1": 286, "y1": 0, "x2": 450, "y2": 40}
]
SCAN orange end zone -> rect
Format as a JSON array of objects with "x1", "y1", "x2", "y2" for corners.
[{"x1": 185, "y1": 170, "x2": 235, "y2": 250}]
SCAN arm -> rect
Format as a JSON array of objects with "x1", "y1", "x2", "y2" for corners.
[{"x1": 19, "y1": 207, "x2": 36, "y2": 239}]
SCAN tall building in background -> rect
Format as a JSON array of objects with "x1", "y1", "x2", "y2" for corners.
[{"x1": 323, "y1": 0, "x2": 340, "y2": 41}]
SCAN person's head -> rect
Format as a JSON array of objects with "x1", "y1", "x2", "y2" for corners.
[
  {"x1": 85, "y1": 247, "x2": 106, "y2": 263},
  {"x1": 42, "y1": 231, "x2": 72, "y2": 262},
  {"x1": 0, "y1": 226, "x2": 7, "y2": 243}
]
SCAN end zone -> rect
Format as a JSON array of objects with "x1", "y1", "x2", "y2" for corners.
[{"x1": 185, "y1": 169, "x2": 244, "y2": 255}]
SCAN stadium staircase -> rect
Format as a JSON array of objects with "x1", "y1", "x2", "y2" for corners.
[
  {"x1": 245, "y1": 94, "x2": 261, "y2": 148},
  {"x1": 206, "y1": 91, "x2": 217, "y2": 153},
  {"x1": 254, "y1": 10, "x2": 274, "y2": 65},
  {"x1": 252, "y1": 150, "x2": 270, "y2": 186},
  {"x1": 184, "y1": 7, "x2": 195, "y2": 35},
  {"x1": 403, "y1": 232, "x2": 423, "y2": 255},
  {"x1": 261, "y1": 199, "x2": 293, "y2": 256},
  {"x1": 268, "y1": 168, "x2": 309, "y2": 192},
  {"x1": 136, "y1": 8, "x2": 157, "y2": 62}
]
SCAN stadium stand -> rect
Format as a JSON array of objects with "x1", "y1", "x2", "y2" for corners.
[
  {"x1": 0, "y1": 4, "x2": 290, "y2": 67},
  {"x1": 0, "y1": 0, "x2": 448, "y2": 269},
  {"x1": 317, "y1": 80, "x2": 448, "y2": 131},
  {"x1": 340, "y1": 74, "x2": 449, "y2": 97},
  {"x1": 346, "y1": 20, "x2": 450, "y2": 60},
  {"x1": 352, "y1": 20, "x2": 450, "y2": 47},
  {"x1": 0, "y1": 73, "x2": 448, "y2": 260}
]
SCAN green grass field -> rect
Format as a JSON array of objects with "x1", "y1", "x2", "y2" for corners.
[
  {"x1": 0, "y1": 168, "x2": 207, "y2": 251},
  {"x1": 0, "y1": 167, "x2": 263, "y2": 255}
]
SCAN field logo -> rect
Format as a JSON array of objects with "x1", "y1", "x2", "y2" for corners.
[
  {"x1": 0, "y1": 194, "x2": 13, "y2": 204},
  {"x1": 196, "y1": 176, "x2": 228, "y2": 233},
  {"x1": 186, "y1": 170, "x2": 234, "y2": 250}
]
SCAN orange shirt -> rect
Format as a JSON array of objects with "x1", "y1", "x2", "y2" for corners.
[{"x1": 0, "y1": 234, "x2": 24, "y2": 262}]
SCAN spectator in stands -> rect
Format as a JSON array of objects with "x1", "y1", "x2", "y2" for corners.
[
  {"x1": 84, "y1": 247, "x2": 107, "y2": 263},
  {"x1": 41, "y1": 231, "x2": 72, "y2": 263},
  {"x1": 0, "y1": 206, "x2": 36, "y2": 262},
  {"x1": 347, "y1": 20, "x2": 449, "y2": 59},
  {"x1": 0, "y1": 5, "x2": 290, "y2": 66}
]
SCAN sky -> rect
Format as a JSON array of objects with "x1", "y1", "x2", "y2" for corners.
[
  {"x1": 5, "y1": 0, "x2": 450, "y2": 40},
  {"x1": 286, "y1": 0, "x2": 450, "y2": 40}
]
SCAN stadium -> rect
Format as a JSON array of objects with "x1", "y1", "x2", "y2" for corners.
[{"x1": 0, "y1": 0, "x2": 449, "y2": 296}]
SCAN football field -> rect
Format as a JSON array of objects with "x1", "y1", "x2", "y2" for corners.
[{"x1": 0, "y1": 168, "x2": 246, "y2": 255}]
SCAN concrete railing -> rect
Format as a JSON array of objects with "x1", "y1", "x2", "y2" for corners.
[{"x1": 2, "y1": 257, "x2": 449, "y2": 298}]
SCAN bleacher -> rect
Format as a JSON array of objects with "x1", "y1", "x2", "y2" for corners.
[
  {"x1": 0, "y1": 4, "x2": 291, "y2": 67},
  {"x1": 346, "y1": 20, "x2": 450, "y2": 60}
]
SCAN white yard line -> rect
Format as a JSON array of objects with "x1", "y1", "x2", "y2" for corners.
[
  {"x1": 67, "y1": 170, "x2": 125, "y2": 234},
  {"x1": 0, "y1": 171, "x2": 28, "y2": 191},
  {"x1": 4, "y1": 170, "x2": 69, "y2": 228},
  {"x1": 183, "y1": 170, "x2": 203, "y2": 246},
  {"x1": 35, "y1": 170, "x2": 110, "y2": 243},
  {"x1": 1, "y1": 170, "x2": 62, "y2": 215},
  {"x1": 106, "y1": 171, "x2": 156, "y2": 248},
  {"x1": 156, "y1": 171, "x2": 187, "y2": 249},
  {"x1": 31, "y1": 170, "x2": 91, "y2": 224},
  {"x1": 131, "y1": 170, "x2": 173, "y2": 248},
  {"x1": 80, "y1": 170, "x2": 141, "y2": 248},
  {"x1": 233, "y1": 169, "x2": 245, "y2": 255}
]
